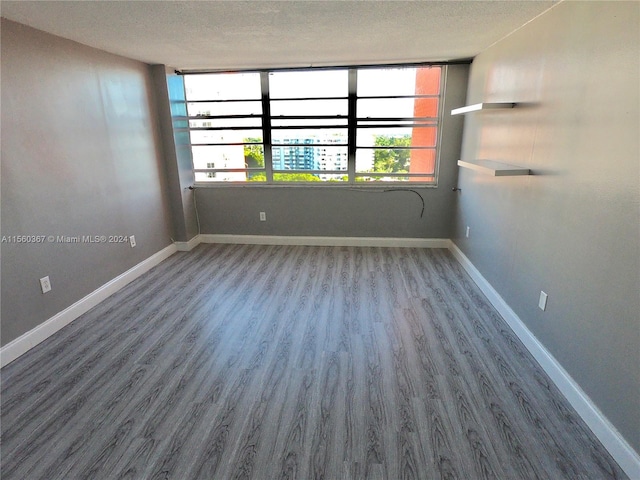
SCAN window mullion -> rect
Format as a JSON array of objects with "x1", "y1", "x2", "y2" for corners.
[
  {"x1": 260, "y1": 72, "x2": 274, "y2": 183},
  {"x1": 347, "y1": 69, "x2": 357, "y2": 183}
]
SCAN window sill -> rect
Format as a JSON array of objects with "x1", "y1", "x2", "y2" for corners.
[{"x1": 192, "y1": 182, "x2": 439, "y2": 189}]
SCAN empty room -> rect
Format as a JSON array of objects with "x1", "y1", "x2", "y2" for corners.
[{"x1": 1, "y1": 1, "x2": 638, "y2": 479}]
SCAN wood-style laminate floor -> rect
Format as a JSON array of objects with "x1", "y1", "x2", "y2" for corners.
[{"x1": 0, "y1": 244, "x2": 627, "y2": 479}]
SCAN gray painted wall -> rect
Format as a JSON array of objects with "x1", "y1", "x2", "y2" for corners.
[
  {"x1": 1, "y1": 20, "x2": 174, "y2": 346},
  {"x1": 150, "y1": 66, "x2": 198, "y2": 242},
  {"x1": 195, "y1": 64, "x2": 468, "y2": 239},
  {"x1": 452, "y1": 2, "x2": 639, "y2": 452}
]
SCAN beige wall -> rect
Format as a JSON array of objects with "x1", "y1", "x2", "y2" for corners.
[
  {"x1": 453, "y1": 2, "x2": 640, "y2": 452},
  {"x1": 1, "y1": 20, "x2": 174, "y2": 345}
]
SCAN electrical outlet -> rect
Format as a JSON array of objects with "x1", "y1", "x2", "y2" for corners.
[
  {"x1": 538, "y1": 291, "x2": 548, "y2": 311},
  {"x1": 465, "y1": 226, "x2": 470, "y2": 238},
  {"x1": 259, "y1": 212, "x2": 266, "y2": 222},
  {"x1": 40, "y1": 276, "x2": 52, "y2": 294},
  {"x1": 129, "y1": 235, "x2": 136, "y2": 248}
]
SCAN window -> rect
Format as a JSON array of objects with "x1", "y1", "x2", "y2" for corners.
[
  {"x1": 356, "y1": 67, "x2": 441, "y2": 182},
  {"x1": 184, "y1": 65, "x2": 443, "y2": 184},
  {"x1": 186, "y1": 72, "x2": 265, "y2": 183},
  {"x1": 269, "y1": 70, "x2": 348, "y2": 182}
]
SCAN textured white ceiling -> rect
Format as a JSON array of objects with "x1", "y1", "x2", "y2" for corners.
[{"x1": 1, "y1": 1, "x2": 557, "y2": 70}]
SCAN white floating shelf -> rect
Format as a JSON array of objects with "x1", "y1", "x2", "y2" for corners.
[
  {"x1": 457, "y1": 159, "x2": 530, "y2": 176},
  {"x1": 451, "y1": 102, "x2": 516, "y2": 115}
]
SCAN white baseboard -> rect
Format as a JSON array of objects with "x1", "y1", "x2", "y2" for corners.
[
  {"x1": 175, "y1": 234, "x2": 202, "y2": 251},
  {"x1": 448, "y1": 240, "x2": 640, "y2": 479},
  {"x1": 199, "y1": 234, "x2": 450, "y2": 249},
  {"x1": 0, "y1": 244, "x2": 178, "y2": 368}
]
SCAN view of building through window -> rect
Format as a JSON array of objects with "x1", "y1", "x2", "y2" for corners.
[{"x1": 184, "y1": 65, "x2": 442, "y2": 183}]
